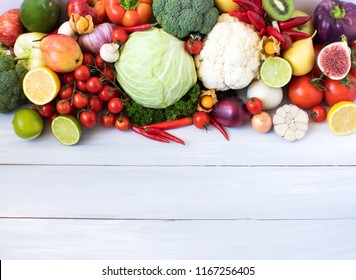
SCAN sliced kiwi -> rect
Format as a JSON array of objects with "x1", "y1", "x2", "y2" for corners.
[{"x1": 262, "y1": 0, "x2": 295, "y2": 21}]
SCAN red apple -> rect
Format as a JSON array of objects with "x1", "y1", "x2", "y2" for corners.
[
  {"x1": 0, "y1": 9, "x2": 25, "y2": 47},
  {"x1": 67, "y1": 0, "x2": 106, "y2": 25}
]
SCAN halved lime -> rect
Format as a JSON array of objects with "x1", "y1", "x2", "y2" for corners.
[
  {"x1": 260, "y1": 57, "x2": 292, "y2": 88},
  {"x1": 51, "y1": 115, "x2": 82, "y2": 146}
]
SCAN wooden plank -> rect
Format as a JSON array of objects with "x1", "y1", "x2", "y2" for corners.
[
  {"x1": 0, "y1": 218, "x2": 355, "y2": 259},
  {"x1": 1, "y1": 109, "x2": 356, "y2": 166},
  {"x1": 1, "y1": 166, "x2": 355, "y2": 219}
]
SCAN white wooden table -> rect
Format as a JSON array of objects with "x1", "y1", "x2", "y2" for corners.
[{"x1": 1, "y1": 0, "x2": 356, "y2": 260}]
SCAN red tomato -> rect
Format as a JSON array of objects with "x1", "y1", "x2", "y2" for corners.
[
  {"x1": 100, "y1": 66, "x2": 116, "y2": 83},
  {"x1": 111, "y1": 28, "x2": 128, "y2": 44},
  {"x1": 79, "y1": 111, "x2": 98, "y2": 128},
  {"x1": 100, "y1": 112, "x2": 116, "y2": 127},
  {"x1": 59, "y1": 85, "x2": 74, "y2": 99},
  {"x1": 37, "y1": 103, "x2": 55, "y2": 118},
  {"x1": 73, "y1": 92, "x2": 89, "y2": 109},
  {"x1": 94, "y1": 54, "x2": 106, "y2": 70},
  {"x1": 49, "y1": 113, "x2": 58, "y2": 123},
  {"x1": 246, "y1": 97, "x2": 263, "y2": 115},
  {"x1": 108, "y1": 97, "x2": 124, "y2": 114},
  {"x1": 61, "y1": 72, "x2": 75, "y2": 85},
  {"x1": 193, "y1": 111, "x2": 210, "y2": 129},
  {"x1": 74, "y1": 65, "x2": 91, "y2": 81},
  {"x1": 288, "y1": 74, "x2": 323, "y2": 109},
  {"x1": 76, "y1": 80, "x2": 88, "y2": 92},
  {"x1": 115, "y1": 115, "x2": 130, "y2": 131},
  {"x1": 185, "y1": 37, "x2": 203, "y2": 55},
  {"x1": 56, "y1": 99, "x2": 72, "y2": 115},
  {"x1": 86, "y1": 77, "x2": 103, "y2": 94},
  {"x1": 310, "y1": 105, "x2": 327, "y2": 123},
  {"x1": 98, "y1": 85, "x2": 119, "y2": 101},
  {"x1": 324, "y1": 75, "x2": 356, "y2": 106},
  {"x1": 82, "y1": 52, "x2": 94, "y2": 66},
  {"x1": 88, "y1": 96, "x2": 103, "y2": 113}
]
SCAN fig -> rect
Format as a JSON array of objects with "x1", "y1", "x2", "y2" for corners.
[{"x1": 317, "y1": 36, "x2": 351, "y2": 80}]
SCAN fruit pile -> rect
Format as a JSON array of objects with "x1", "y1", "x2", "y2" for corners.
[{"x1": 0, "y1": 0, "x2": 356, "y2": 145}]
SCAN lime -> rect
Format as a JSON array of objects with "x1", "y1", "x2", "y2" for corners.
[
  {"x1": 51, "y1": 115, "x2": 82, "y2": 145},
  {"x1": 23, "y1": 67, "x2": 61, "y2": 105},
  {"x1": 20, "y1": 0, "x2": 61, "y2": 33},
  {"x1": 12, "y1": 108, "x2": 44, "y2": 140},
  {"x1": 327, "y1": 101, "x2": 356, "y2": 136},
  {"x1": 260, "y1": 57, "x2": 292, "y2": 88}
]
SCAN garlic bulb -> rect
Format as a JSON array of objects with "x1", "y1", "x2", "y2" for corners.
[{"x1": 273, "y1": 104, "x2": 309, "y2": 142}]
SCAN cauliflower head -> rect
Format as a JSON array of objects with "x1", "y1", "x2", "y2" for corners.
[
  {"x1": 152, "y1": 0, "x2": 219, "y2": 39},
  {"x1": 195, "y1": 14, "x2": 262, "y2": 91}
]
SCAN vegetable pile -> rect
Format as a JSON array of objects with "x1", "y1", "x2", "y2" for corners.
[{"x1": 0, "y1": 0, "x2": 356, "y2": 145}]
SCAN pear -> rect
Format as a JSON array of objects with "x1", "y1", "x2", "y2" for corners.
[
  {"x1": 282, "y1": 31, "x2": 317, "y2": 76},
  {"x1": 40, "y1": 34, "x2": 83, "y2": 73}
]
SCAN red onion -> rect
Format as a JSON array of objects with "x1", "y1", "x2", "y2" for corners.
[
  {"x1": 78, "y1": 23, "x2": 116, "y2": 54},
  {"x1": 212, "y1": 97, "x2": 251, "y2": 127}
]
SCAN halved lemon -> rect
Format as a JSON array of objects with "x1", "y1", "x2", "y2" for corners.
[
  {"x1": 327, "y1": 101, "x2": 356, "y2": 136},
  {"x1": 23, "y1": 66, "x2": 60, "y2": 105}
]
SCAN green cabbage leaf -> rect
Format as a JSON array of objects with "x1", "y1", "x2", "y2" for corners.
[{"x1": 115, "y1": 28, "x2": 197, "y2": 109}]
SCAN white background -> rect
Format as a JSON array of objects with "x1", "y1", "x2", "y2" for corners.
[{"x1": 0, "y1": 0, "x2": 356, "y2": 260}]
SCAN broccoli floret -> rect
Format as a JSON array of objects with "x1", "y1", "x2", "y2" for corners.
[
  {"x1": 124, "y1": 84, "x2": 201, "y2": 126},
  {"x1": 0, "y1": 53, "x2": 28, "y2": 113},
  {"x1": 153, "y1": 0, "x2": 219, "y2": 38}
]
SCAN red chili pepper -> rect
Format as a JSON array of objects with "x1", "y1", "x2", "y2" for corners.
[
  {"x1": 131, "y1": 125, "x2": 169, "y2": 143},
  {"x1": 233, "y1": 0, "x2": 265, "y2": 15},
  {"x1": 144, "y1": 127, "x2": 185, "y2": 145},
  {"x1": 117, "y1": 23, "x2": 157, "y2": 33},
  {"x1": 229, "y1": 10, "x2": 251, "y2": 24},
  {"x1": 280, "y1": 34, "x2": 293, "y2": 50},
  {"x1": 209, "y1": 116, "x2": 229, "y2": 141},
  {"x1": 278, "y1": 16, "x2": 312, "y2": 30},
  {"x1": 282, "y1": 29, "x2": 310, "y2": 40},
  {"x1": 259, "y1": 28, "x2": 266, "y2": 36},
  {"x1": 247, "y1": 10, "x2": 266, "y2": 31},
  {"x1": 266, "y1": 26, "x2": 286, "y2": 43},
  {"x1": 141, "y1": 117, "x2": 193, "y2": 130},
  {"x1": 252, "y1": 0, "x2": 262, "y2": 7}
]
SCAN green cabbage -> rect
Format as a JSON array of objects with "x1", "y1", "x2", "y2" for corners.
[{"x1": 115, "y1": 28, "x2": 197, "y2": 109}]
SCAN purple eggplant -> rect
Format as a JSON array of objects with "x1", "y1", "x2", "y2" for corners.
[{"x1": 314, "y1": 0, "x2": 356, "y2": 45}]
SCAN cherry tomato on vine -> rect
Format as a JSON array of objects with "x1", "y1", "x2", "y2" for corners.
[
  {"x1": 74, "y1": 65, "x2": 91, "y2": 81},
  {"x1": 108, "y1": 97, "x2": 124, "y2": 114},
  {"x1": 101, "y1": 112, "x2": 116, "y2": 128},
  {"x1": 310, "y1": 105, "x2": 327, "y2": 123},
  {"x1": 88, "y1": 96, "x2": 103, "y2": 113},
  {"x1": 76, "y1": 80, "x2": 88, "y2": 92},
  {"x1": 82, "y1": 52, "x2": 94, "y2": 66},
  {"x1": 94, "y1": 54, "x2": 106, "y2": 70},
  {"x1": 59, "y1": 85, "x2": 74, "y2": 99},
  {"x1": 98, "y1": 85, "x2": 119, "y2": 101},
  {"x1": 73, "y1": 92, "x2": 89, "y2": 109},
  {"x1": 49, "y1": 113, "x2": 58, "y2": 123},
  {"x1": 61, "y1": 72, "x2": 75, "y2": 85},
  {"x1": 193, "y1": 111, "x2": 210, "y2": 129},
  {"x1": 100, "y1": 66, "x2": 116, "y2": 83},
  {"x1": 115, "y1": 115, "x2": 130, "y2": 131},
  {"x1": 79, "y1": 111, "x2": 98, "y2": 128},
  {"x1": 56, "y1": 99, "x2": 72, "y2": 115},
  {"x1": 288, "y1": 74, "x2": 323, "y2": 109},
  {"x1": 185, "y1": 37, "x2": 203, "y2": 55},
  {"x1": 246, "y1": 97, "x2": 263, "y2": 115},
  {"x1": 86, "y1": 77, "x2": 103, "y2": 93},
  {"x1": 37, "y1": 103, "x2": 55, "y2": 118},
  {"x1": 111, "y1": 28, "x2": 128, "y2": 44}
]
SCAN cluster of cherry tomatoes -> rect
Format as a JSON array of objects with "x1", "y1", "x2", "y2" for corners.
[{"x1": 33, "y1": 52, "x2": 131, "y2": 131}]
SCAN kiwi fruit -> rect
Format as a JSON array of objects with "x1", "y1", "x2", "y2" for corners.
[{"x1": 262, "y1": 0, "x2": 295, "y2": 21}]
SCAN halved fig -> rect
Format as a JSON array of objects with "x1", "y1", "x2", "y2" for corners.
[{"x1": 317, "y1": 35, "x2": 351, "y2": 80}]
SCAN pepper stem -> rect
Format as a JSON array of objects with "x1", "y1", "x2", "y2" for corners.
[
  {"x1": 120, "y1": 0, "x2": 140, "y2": 10},
  {"x1": 330, "y1": 2, "x2": 346, "y2": 19}
]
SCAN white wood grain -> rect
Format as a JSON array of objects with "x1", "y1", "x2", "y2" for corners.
[
  {"x1": 1, "y1": 219, "x2": 356, "y2": 259},
  {"x1": 1, "y1": 166, "x2": 355, "y2": 219}
]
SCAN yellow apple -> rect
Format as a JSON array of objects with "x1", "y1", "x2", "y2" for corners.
[
  {"x1": 214, "y1": 0, "x2": 239, "y2": 13},
  {"x1": 40, "y1": 34, "x2": 83, "y2": 73}
]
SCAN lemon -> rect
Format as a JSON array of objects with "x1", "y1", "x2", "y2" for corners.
[
  {"x1": 327, "y1": 101, "x2": 356, "y2": 136},
  {"x1": 23, "y1": 66, "x2": 60, "y2": 105},
  {"x1": 51, "y1": 115, "x2": 82, "y2": 146},
  {"x1": 260, "y1": 57, "x2": 292, "y2": 88},
  {"x1": 12, "y1": 108, "x2": 44, "y2": 140}
]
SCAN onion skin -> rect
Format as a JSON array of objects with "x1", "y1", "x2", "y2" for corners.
[
  {"x1": 212, "y1": 97, "x2": 251, "y2": 127},
  {"x1": 78, "y1": 23, "x2": 116, "y2": 54},
  {"x1": 314, "y1": 0, "x2": 356, "y2": 45}
]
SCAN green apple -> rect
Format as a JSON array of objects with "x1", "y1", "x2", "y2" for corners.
[{"x1": 292, "y1": 10, "x2": 315, "y2": 36}]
